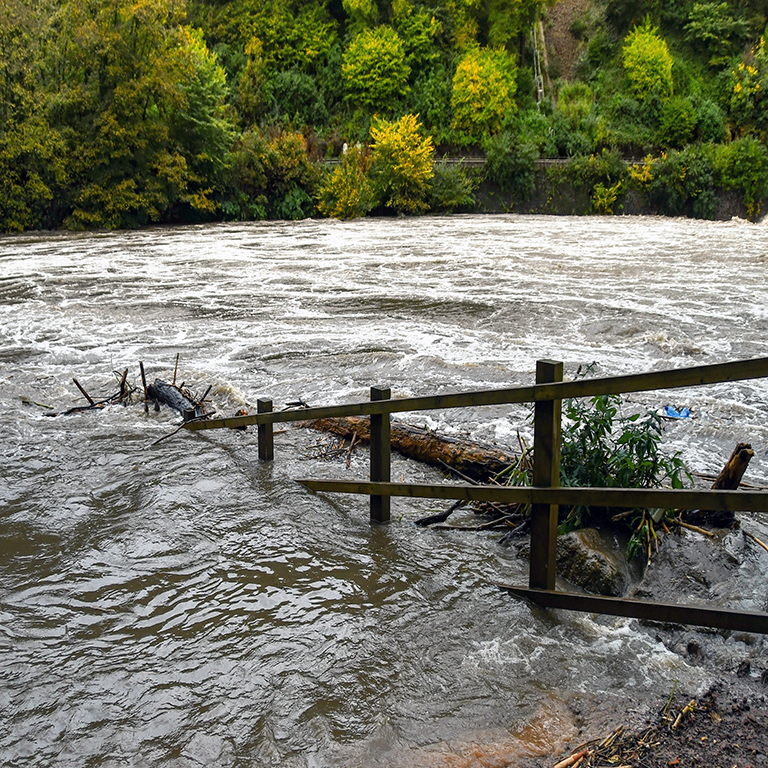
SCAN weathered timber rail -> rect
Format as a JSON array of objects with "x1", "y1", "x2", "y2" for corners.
[{"x1": 184, "y1": 356, "x2": 768, "y2": 634}]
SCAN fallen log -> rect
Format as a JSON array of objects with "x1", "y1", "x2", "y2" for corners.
[
  {"x1": 300, "y1": 415, "x2": 517, "y2": 483},
  {"x1": 146, "y1": 378, "x2": 206, "y2": 421}
]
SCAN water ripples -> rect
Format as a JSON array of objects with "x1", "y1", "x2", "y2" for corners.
[{"x1": 1, "y1": 215, "x2": 768, "y2": 765}]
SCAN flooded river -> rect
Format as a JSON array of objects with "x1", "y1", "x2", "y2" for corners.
[{"x1": 1, "y1": 215, "x2": 768, "y2": 767}]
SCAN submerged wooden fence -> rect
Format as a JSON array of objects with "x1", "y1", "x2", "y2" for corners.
[{"x1": 185, "y1": 357, "x2": 768, "y2": 634}]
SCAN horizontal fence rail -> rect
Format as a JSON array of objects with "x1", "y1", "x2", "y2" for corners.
[
  {"x1": 295, "y1": 481, "x2": 768, "y2": 515},
  {"x1": 183, "y1": 356, "x2": 768, "y2": 634},
  {"x1": 493, "y1": 587, "x2": 768, "y2": 634},
  {"x1": 184, "y1": 356, "x2": 768, "y2": 432}
]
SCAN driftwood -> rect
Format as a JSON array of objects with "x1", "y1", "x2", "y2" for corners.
[
  {"x1": 300, "y1": 415, "x2": 517, "y2": 483},
  {"x1": 710, "y1": 442, "x2": 755, "y2": 490},
  {"x1": 146, "y1": 378, "x2": 207, "y2": 420},
  {"x1": 682, "y1": 442, "x2": 754, "y2": 526},
  {"x1": 42, "y1": 371, "x2": 135, "y2": 416}
]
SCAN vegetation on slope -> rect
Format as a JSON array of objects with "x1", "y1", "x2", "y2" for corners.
[{"x1": 1, "y1": 0, "x2": 767, "y2": 230}]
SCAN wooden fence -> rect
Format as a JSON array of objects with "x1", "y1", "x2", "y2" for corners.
[{"x1": 185, "y1": 357, "x2": 768, "y2": 634}]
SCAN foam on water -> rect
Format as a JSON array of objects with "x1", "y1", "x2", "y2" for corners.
[{"x1": 1, "y1": 215, "x2": 767, "y2": 767}]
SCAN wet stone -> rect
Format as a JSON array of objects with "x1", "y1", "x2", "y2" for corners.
[
  {"x1": 514, "y1": 527, "x2": 631, "y2": 596},
  {"x1": 555, "y1": 529, "x2": 631, "y2": 597}
]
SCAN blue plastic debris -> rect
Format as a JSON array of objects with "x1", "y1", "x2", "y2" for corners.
[{"x1": 664, "y1": 405, "x2": 691, "y2": 419}]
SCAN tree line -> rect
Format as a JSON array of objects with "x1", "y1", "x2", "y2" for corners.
[{"x1": 1, "y1": 0, "x2": 767, "y2": 231}]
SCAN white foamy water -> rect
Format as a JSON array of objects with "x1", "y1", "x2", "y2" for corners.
[{"x1": 1, "y1": 215, "x2": 767, "y2": 767}]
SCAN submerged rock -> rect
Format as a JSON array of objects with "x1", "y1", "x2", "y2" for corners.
[
  {"x1": 511, "y1": 527, "x2": 632, "y2": 596},
  {"x1": 555, "y1": 529, "x2": 631, "y2": 597}
]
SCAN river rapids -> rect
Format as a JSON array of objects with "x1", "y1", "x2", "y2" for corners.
[{"x1": 1, "y1": 214, "x2": 767, "y2": 767}]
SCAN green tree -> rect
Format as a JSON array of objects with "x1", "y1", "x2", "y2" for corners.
[
  {"x1": 167, "y1": 27, "x2": 234, "y2": 215},
  {"x1": 622, "y1": 19, "x2": 674, "y2": 103},
  {"x1": 52, "y1": 0, "x2": 234, "y2": 229},
  {"x1": 317, "y1": 144, "x2": 375, "y2": 219},
  {"x1": 369, "y1": 114, "x2": 434, "y2": 213},
  {"x1": 342, "y1": 26, "x2": 411, "y2": 110},
  {"x1": 342, "y1": 0, "x2": 378, "y2": 34},
  {"x1": 0, "y1": 0, "x2": 69, "y2": 231},
  {"x1": 684, "y1": 2, "x2": 748, "y2": 67},
  {"x1": 391, "y1": 0, "x2": 441, "y2": 68},
  {"x1": 205, "y1": 0, "x2": 337, "y2": 72},
  {"x1": 728, "y1": 37, "x2": 767, "y2": 140},
  {"x1": 450, "y1": 47, "x2": 517, "y2": 144}
]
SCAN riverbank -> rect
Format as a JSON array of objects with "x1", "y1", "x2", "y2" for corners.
[
  {"x1": 471, "y1": 165, "x2": 767, "y2": 222},
  {"x1": 536, "y1": 668, "x2": 768, "y2": 768}
]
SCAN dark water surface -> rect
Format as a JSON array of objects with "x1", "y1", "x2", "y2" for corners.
[{"x1": 1, "y1": 215, "x2": 767, "y2": 767}]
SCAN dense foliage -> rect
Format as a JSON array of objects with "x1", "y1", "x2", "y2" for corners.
[
  {"x1": 2, "y1": 0, "x2": 767, "y2": 230},
  {"x1": 559, "y1": 392, "x2": 691, "y2": 562}
]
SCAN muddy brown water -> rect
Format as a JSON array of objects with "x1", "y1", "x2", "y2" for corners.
[{"x1": 1, "y1": 215, "x2": 767, "y2": 767}]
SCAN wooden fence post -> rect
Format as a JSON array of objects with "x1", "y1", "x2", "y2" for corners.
[
  {"x1": 370, "y1": 386, "x2": 391, "y2": 523},
  {"x1": 257, "y1": 398, "x2": 274, "y2": 462},
  {"x1": 530, "y1": 360, "x2": 563, "y2": 590}
]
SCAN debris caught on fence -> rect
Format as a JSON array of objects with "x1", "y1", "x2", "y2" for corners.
[{"x1": 300, "y1": 415, "x2": 518, "y2": 483}]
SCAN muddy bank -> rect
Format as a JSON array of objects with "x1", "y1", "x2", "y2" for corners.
[{"x1": 528, "y1": 668, "x2": 768, "y2": 768}]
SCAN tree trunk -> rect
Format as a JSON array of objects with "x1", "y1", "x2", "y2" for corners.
[
  {"x1": 683, "y1": 442, "x2": 754, "y2": 526},
  {"x1": 300, "y1": 416, "x2": 517, "y2": 483}
]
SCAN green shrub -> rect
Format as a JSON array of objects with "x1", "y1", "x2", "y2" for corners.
[
  {"x1": 694, "y1": 97, "x2": 726, "y2": 142},
  {"x1": 550, "y1": 110, "x2": 593, "y2": 157},
  {"x1": 317, "y1": 145, "x2": 375, "y2": 219},
  {"x1": 584, "y1": 27, "x2": 615, "y2": 72},
  {"x1": 604, "y1": 93, "x2": 658, "y2": 153},
  {"x1": 560, "y1": 391, "x2": 690, "y2": 560},
  {"x1": 713, "y1": 136, "x2": 768, "y2": 218},
  {"x1": 641, "y1": 145, "x2": 717, "y2": 219},
  {"x1": 450, "y1": 47, "x2": 517, "y2": 145},
  {"x1": 658, "y1": 96, "x2": 696, "y2": 148},
  {"x1": 728, "y1": 36, "x2": 768, "y2": 139},
  {"x1": 556, "y1": 149, "x2": 626, "y2": 191},
  {"x1": 558, "y1": 81, "x2": 595, "y2": 126},
  {"x1": 342, "y1": 26, "x2": 411, "y2": 111},
  {"x1": 429, "y1": 159, "x2": 476, "y2": 212},
  {"x1": 591, "y1": 181, "x2": 623, "y2": 214},
  {"x1": 369, "y1": 113, "x2": 435, "y2": 214},
  {"x1": 514, "y1": 108, "x2": 558, "y2": 156},
  {"x1": 684, "y1": 2, "x2": 749, "y2": 67},
  {"x1": 227, "y1": 128, "x2": 320, "y2": 220},
  {"x1": 483, "y1": 131, "x2": 538, "y2": 198},
  {"x1": 547, "y1": 150, "x2": 627, "y2": 213},
  {"x1": 622, "y1": 18, "x2": 674, "y2": 103}
]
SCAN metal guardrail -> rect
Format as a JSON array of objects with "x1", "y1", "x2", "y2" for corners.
[{"x1": 184, "y1": 357, "x2": 768, "y2": 634}]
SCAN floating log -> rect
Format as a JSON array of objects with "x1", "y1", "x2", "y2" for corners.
[
  {"x1": 300, "y1": 415, "x2": 517, "y2": 482},
  {"x1": 146, "y1": 379, "x2": 205, "y2": 421}
]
